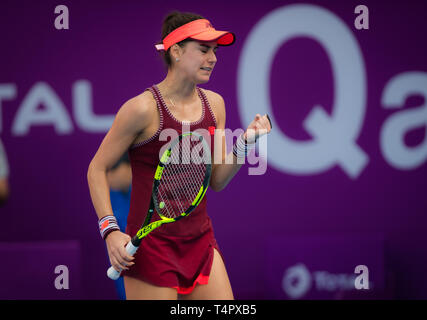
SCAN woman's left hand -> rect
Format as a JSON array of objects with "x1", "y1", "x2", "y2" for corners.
[{"x1": 243, "y1": 113, "x2": 272, "y2": 144}]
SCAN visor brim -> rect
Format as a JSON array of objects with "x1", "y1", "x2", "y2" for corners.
[{"x1": 190, "y1": 31, "x2": 235, "y2": 46}]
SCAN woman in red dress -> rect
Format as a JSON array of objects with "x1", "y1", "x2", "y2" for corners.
[{"x1": 87, "y1": 11, "x2": 271, "y2": 300}]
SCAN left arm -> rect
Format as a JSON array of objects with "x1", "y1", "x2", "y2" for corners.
[{"x1": 205, "y1": 90, "x2": 271, "y2": 192}]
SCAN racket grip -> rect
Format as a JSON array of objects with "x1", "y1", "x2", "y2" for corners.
[{"x1": 107, "y1": 241, "x2": 139, "y2": 280}]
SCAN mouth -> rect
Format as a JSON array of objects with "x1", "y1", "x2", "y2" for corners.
[{"x1": 200, "y1": 67, "x2": 212, "y2": 72}]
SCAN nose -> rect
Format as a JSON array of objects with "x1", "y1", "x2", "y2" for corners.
[{"x1": 208, "y1": 50, "x2": 217, "y2": 65}]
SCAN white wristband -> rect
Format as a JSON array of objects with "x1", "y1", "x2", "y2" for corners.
[
  {"x1": 232, "y1": 134, "x2": 255, "y2": 159},
  {"x1": 99, "y1": 215, "x2": 120, "y2": 240}
]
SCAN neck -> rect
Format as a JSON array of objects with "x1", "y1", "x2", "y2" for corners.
[{"x1": 157, "y1": 69, "x2": 197, "y2": 105}]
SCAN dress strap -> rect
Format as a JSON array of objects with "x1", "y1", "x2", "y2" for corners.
[
  {"x1": 129, "y1": 86, "x2": 164, "y2": 149},
  {"x1": 196, "y1": 87, "x2": 218, "y2": 127}
]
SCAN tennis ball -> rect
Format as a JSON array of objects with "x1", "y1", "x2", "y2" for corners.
[{"x1": 159, "y1": 202, "x2": 165, "y2": 209}]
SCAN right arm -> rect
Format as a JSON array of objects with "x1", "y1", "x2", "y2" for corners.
[
  {"x1": 87, "y1": 93, "x2": 153, "y2": 271},
  {"x1": 0, "y1": 140, "x2": 9, "y2": 206}
]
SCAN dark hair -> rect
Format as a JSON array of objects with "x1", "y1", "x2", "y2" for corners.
[{"x1": 158, "y1": 11, "x2": 205, "y2": 68}]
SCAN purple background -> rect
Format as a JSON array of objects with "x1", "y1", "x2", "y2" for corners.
[{"x1": 1, "y1": 0, "x2": 427, "y2": 299}]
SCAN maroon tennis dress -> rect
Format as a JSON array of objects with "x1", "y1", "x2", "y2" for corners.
[{"x1": 122, "y1": 84, "x2": 221, "y2": 294}]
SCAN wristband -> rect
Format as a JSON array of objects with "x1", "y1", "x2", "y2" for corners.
[
  {"x1": 99, "y1": 215, "x2": 120, "y2": 240},
  {"x1": 232, "y1": 134, "x2": 255, "y2": 159}
]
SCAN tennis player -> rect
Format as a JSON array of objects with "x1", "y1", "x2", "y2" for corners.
[{"x1": 87, "y1": 11, "x2": 272, "y2": 300}]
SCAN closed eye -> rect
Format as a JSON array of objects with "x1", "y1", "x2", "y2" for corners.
[{"x1": 200, "y1": 44, "x2": 218, "y2": 54}]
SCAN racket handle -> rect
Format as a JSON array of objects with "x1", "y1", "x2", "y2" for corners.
[{"x1": 107, "y1": 241, "x2": 139, "y2": 280}]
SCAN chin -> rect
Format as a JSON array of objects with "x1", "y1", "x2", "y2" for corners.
[{"x1": 196, "y1": 75, "x2": 211, "y2": 84}]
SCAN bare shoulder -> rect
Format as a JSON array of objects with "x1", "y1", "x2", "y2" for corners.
[
  {"x1": 201, "y1": 89, "x2": 225, "y2": 109},
  {"x1": 121, "y1": 90, "x2": 156, "y2": 118},
  {"x1": 115, "y1": 90, "x2": 157, "y2": 131}
]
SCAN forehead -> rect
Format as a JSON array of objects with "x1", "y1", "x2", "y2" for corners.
[{"x1": 188, "y1": 40, "x2": 218, "y2": 48}]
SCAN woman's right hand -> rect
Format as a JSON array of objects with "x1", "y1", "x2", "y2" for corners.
[{"x1": 105, "y1": 231, "x2": 135, "y2": 272}]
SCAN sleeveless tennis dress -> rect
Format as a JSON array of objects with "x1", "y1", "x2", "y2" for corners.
[{"x1": 122, "y1": 85, "x2": 222, "y2": 294}]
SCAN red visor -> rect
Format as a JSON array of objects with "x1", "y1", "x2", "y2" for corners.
[{"x1": 155, "y1": 19, "x2": 235, "y2": 51}]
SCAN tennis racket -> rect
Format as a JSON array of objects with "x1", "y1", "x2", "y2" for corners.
[{"x1": 107, "y1": 131, "x2": 212, "y2": 280}]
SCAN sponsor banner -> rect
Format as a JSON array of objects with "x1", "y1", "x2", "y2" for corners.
[
  {"x1": 0, "y1": 241, "x2": 82, "y2": 299},
  {"x1": 265, "y1": 234, "x2": 386, "y2": 299}
]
